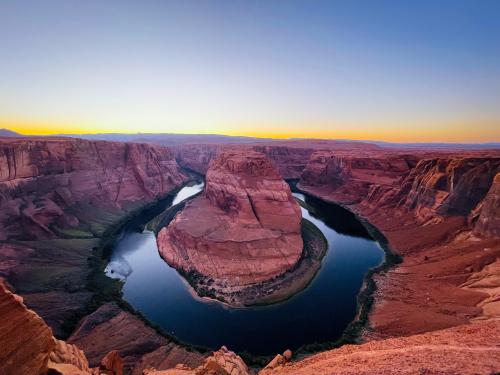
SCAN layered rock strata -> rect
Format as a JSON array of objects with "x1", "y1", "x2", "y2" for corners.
[
  {"x1": 0, "y1": 279, "x2": 55, "y2": 375},
  {"x1": 68, "y1": 303, "x2": 206, "y2": 375},
  {"x1": 0, "y1": 137, "x2": 187, "y2": 241},
  {"x1": 0, "y1": 137, "x2": 198, "y2": 373},
  {"x1": 298, "y1": 151, "x2": 500, "y2": 338},
  {"x1": 173, "y1": 139, "x2": 381, "y2": 179},
  {"x1": 158, "y1": 151, "x2": 303, "y2": 304}
]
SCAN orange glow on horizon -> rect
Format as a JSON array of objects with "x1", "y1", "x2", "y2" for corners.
[{"x1": 2, "y1": 118, "x2": 499, "y2": 144}]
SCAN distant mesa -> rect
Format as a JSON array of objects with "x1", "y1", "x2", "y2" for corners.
[{"x1": 0, "y1": 128, "x2": 23, "y2": 137}]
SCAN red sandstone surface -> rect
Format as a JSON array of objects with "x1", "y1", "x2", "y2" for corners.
[
  {"x1": 298, "y1": 150, "x2": 500, "y2": 339},
  {"x1": 0, "y1": 137, "x2": 187, "y2": 241},
  {"x1": 68, "y1": 303, "x2": 205, "y2": 375},
  {"x1": 258, "y1": 320, "x2": 500, "y2": 375},
  {"x1": 0, "y1": 279, "x2": 55, "y2": 375},
  {"x1": 173, "y1": 139, "x2": 381, "y2": 178},
  {"x1": 0, "y1": 137, "x2": 199, "y2": 374},
  {"x1": 158, "y1": 151, "x2": 303, "y2": 289}
]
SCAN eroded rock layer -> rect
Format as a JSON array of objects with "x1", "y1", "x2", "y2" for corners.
[
  {"x1": 299, "y1": 150, "x2": 500, "y2": 338},
  {"x1": 0, "y1": 137, "x2": 197, "y2": 373},
  {"x1": 0, "y1": 137, "x2": 187, "y2": 241},
  {"x1": 173, "y1": 139, "x2": 381, "y2": 179},
  {"x1": 158, "y1": 151, "x2": 303, "y2": 290},
  {"x1": 0, "y1": 279, "x2": 55, "y2": 375}
]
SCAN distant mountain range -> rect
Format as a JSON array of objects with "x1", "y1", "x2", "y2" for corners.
[
  {"x1": 54, "y1": 132, "x2": 272, "y2": 146},
  {"x1": 1, "y1": 128, "x2": 499, "y2": 149},
  {"x1": 367, "y1": 140, "x2": 500, "y2": 150},
  {"x1": 0, "y1": 128, "x2": 23, "y2": 137}
]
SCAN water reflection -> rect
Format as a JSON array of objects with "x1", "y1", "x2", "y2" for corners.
[{"x1": 104, "y1": 184, "x2": 384, "y2": 355}]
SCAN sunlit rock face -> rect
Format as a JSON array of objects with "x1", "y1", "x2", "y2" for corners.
[
  {"x1": 158, "y1": 151, "x2": 303, "y2": 287},
  {"x1": 0, "y1": 137, "x2": 187, "y2": 241},
  {"x1": 0, "y1": 137, "x2": 188, "y2": 338},
  {"x1": 0, "y1": 279, "x2": 55, "y2": 375},
  {"x1": 473, "y1": 172, "x2": 500, "y2": 237},
  {"x1": 298, "y1": 150, "x2": 500, "y2": 341}
]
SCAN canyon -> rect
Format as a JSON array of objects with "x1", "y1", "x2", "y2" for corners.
[{"x1": 0, "y1": 135, "x2": 499, "y2": 374}]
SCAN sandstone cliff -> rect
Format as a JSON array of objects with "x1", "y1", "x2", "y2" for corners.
[
  {"x1": 158, "y1": 151, "x2": 303, "y2": 303},
  {"x1": 0, "y1": 137, "x2": 187, "y2": 241},
  {"x1": 0, "y1": 279, "x2": 55, "y2": 375},
  {"x1": 0, "y1": 137, "x2": 197, "y2": 372},
  {"x1": 173, "y1": 139, "x2": 381, "y2": 179},
  {"x1": 298, "y1": 150, "x2": 500, "y2": 339}
]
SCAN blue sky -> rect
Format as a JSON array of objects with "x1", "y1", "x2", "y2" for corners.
[{"x1": 1, "y1": 0, "x2": 499, "y2": 141}]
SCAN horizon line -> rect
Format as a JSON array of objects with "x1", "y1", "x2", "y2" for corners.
[{"x1": 2, "y1": 128, "x2": 499, "y2": 146}]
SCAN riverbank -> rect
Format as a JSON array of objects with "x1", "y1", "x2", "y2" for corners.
[
  {"x1": 286, "y1": 183, "x2": 400, "y2": 357},
  {"x1": 296, "y1": 181, "x2": 499, "y2": 342},
  {"x1": 68, "y1": 179, "x2": 210, "y2": 373},
  {"x1": 166, "y1": 216, "x2": 328, "y2": 307}
]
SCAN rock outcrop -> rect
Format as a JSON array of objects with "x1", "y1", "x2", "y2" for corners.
[
  {"x1": 0, "y1": 277, "x2": 127, "y2": 375},
  {"x1": 0, "y1": 279, "x2": 55, "y2": 375},
  {"x1": 47, "y1": 339, "x2": 94, "y2": 375},
  {"x1": 143, "y1": 346, "x2": 249, "y2": 375},
  {"x1": 158, "y1": 151, "x2": 303, "y2": 302},
  {"x1": 68, "y1": 303, "x2": 206, "y2": 375},
  {"x1": 473, "y1": 172, "x2": 500, "y2": 237},
  {"x1": 397, "y1": 157, "x2": 500, "y2": 223}
]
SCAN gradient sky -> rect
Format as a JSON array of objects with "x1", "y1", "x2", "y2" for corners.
[{"x1": 1, "y1": 0, "x2": 499, "y2": 142}]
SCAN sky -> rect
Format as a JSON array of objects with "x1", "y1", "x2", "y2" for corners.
[{"x1": 1, "y1": 0, "x2": 499, "y2": 142}]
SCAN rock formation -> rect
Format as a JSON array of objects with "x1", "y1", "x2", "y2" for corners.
[
  {"x1": 47, "y1": 339, "x2": 94, "y2": 375},
  {"x1": 158, "y1": 151, "x2": 303, "y2": 301},
  {"x1": 0, "y1": 137, "x2": 187, "y2": 241},
  {"x1": 473, "y1": 172, "x2": 500, "y2": 237},
  {"x1": 68, "y1": 303, "x2": 205, "y2": 375},
  {"x1": 143, "y1": 346, "x2": 249, "y2": 375},
  {"x1": 173, "y1": 139, "x2": 381, "y2": 179},
  {"x1": 0, "y1": 277, "x2": 123, "y2": 375},
  {"x1": 0, "y1": 279, "x2": 55, "y2": 375}
]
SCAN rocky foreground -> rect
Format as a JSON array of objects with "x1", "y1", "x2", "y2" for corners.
[
  {"x1": 157, "y1": 151, "x2": 304, "y2": 304},
  {"x1": 3, "y1": 276, "x2": 499, "y2": 375}
]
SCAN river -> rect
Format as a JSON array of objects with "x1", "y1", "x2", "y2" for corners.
[{"x1": 104, "y1": 183, "x2": 384, "y2": 355}]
